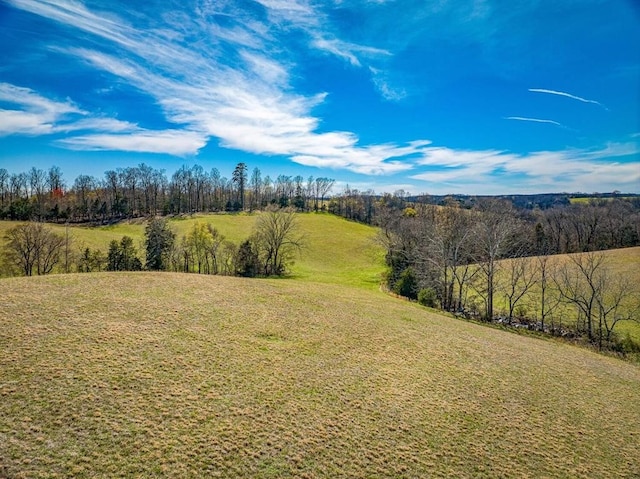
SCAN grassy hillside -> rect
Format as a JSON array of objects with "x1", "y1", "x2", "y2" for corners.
[
  {"x1": 486, "y1": 247, "x2": 640, "y2": 343},
  {"x1": 0, "y1": 213, "x2": 385, "y2": 288},
  {"x1": 1, "y1": 273, "x2": 639, "y2": 478},
  {"x1": 557, "y1": 247, "x2": 640, "y2": 343}
]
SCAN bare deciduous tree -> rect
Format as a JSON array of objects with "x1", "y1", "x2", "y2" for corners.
[
  {"x1": 594, "y1": 271, "x2": 639, "y2": 346},
  {"x1": 3, "y1": 223, "x2": 65, "y2": 276},
  {"x1": 253, "y1": 206, "x2": 304, "y2": 276},
  {"x1": 472, "y1": 200, "x2": 522, "y2": 320},
  {"x1": 314, "y1": 177, "x2": 335, "y2": 211},
  {"x1": 498, "y1": 256, "x2": 538, "y2": 323},
  {"x1": 536, "y1": 254, "x2": 562, "y2": 333},
  {"x1": 555, "y1": 251, "x2": 605, "y2": 341},
  {"x1": 554, "y1": 251, "x2": 638, "y2": 348}
]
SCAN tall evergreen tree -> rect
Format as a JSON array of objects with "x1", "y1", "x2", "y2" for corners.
[
  {"x1": 107, "y1": 236, "x2": 142, "y2": 271},
  {"x1": 107, "y1": 240, "x2": 121, "y2": 271},
  {"x1": 232, "y1": 162, "x2": 248, "y2": 211},
  {"x1": 235, "y1": 239, "x2": 259, "y2": 277},
  {"x1": 145, "y1": 218, "x2": 175, "y2": 270}
]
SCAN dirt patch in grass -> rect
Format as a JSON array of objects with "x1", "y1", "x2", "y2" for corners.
[{"x1": 1, "y1": 273, "x2": 639, "y2": 477}]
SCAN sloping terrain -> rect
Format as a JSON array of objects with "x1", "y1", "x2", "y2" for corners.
[
  {"x1": 489, "y1": 246, "x2": 640, "y2": 342},
  {"x1": 0, "y1": 213, "x2": 385, "y2": 288},
  {"x1": 1, "y1": 272, "x2": 639, "y2": 478}
]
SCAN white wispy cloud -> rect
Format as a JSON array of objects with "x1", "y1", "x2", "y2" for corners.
[
  {"x1": 5, "y1": 0, "x2": 426, "y2": 174},
  {"x1": 55, "y1": 117, "x2": 138, "y2": 134},
  {"x1": 0, "y1": 82, "x2": 82, "y2": 136},
  {"x1": 369, "y1": 67, "x2": 407, "y2": 101},
  {"x1": 253, "y1": 0, "x2": 390, "y2": 67},
  {"x1": 5, "y1": 0, "x2": 140, "y2": 52},
  {"x1": 254, "y1": 0, "x2": 318, "y2": 27},
  {"x1": 291, "y1": 139, "x2": 431, "y2": 175},
  {"x1": 311, "y1": 38, "x2": 390, "y2": 67},
  {"x1": 411, "y1": 143, "x2": 640, "y2": 194},
  {"x1": 505, "y1": 116, "x2": 563, "y2": 127},
  {"x1": 0, "y1": 108, "x2": 55, "y2": 136},
  {"x1": 0, "y1": 81, "x2": 205, "y2": 154},
  {"x1": 240, "y1": 50, "x2": 289, "y2": 86},
  {"x1": 529, "y1": 88, "x2": 607, "y2": 109},
  {"x1": 332, "y1": 180, "x2": 418, "y2": 195},
  {"x1": 57, "y1": 130, "x2": 207, "y2": 155}
]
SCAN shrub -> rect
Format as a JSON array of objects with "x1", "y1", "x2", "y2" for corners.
[
  {"x1": 418, "y1": 287, "x2": 437, "y2": 307},
  {"x1": 234, "y1": 240, "x2": 259, "y2": 277},
  {"x1": 402, "y1": 207, "x2": 417, "y2": 217},
  {"x1": 618, "y1": 332, "x2": 640, "y2": 355},
  {"x1": 393, "y1": 267, "x2": 418, "y2": 300},
  {"x1": 385, "y1": 250, "x2": 410, "y2": 289}
]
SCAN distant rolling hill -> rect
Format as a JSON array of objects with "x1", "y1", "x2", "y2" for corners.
[
  {"x1": 1, "y1": 272, "x2": 639, "y2": 477},
  {"x1": 0, "y1": 213, "x2": 385, "y2": 288}
]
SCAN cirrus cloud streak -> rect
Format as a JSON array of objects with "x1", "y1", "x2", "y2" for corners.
[
  {"x1": 505, "y1": 116, "x2": 563, "y2": 127},
  {"x1": 4, "y1": 0, "x2": 425, "y2": 175},
  {"x1": 412, "y1": 142, "x2": 639, "y2": 194}
]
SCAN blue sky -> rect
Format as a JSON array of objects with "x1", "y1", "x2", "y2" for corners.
[{"x1": 0, "y1": 0, "x2": 638, "y2": 195}]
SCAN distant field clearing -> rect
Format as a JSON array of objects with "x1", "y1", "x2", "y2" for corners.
[{"x1": 485, "y1": 247, "x2": 640, "y2": 343}]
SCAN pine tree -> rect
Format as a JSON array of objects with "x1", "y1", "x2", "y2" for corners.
[
  {"x1": 145, "y1": 218, "x2": 175, "y2": 270},
  {"x1": 232, "y1": 163, "x2": 248, "y2": 211},
  {"x1": 235, "y1": 239, "x2": 259, "y2": 277}
]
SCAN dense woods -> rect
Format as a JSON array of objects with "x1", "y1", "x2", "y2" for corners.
[
  {"x1": 329, "y1": 189, "x2": 640, "y2": 254},
  {"x1": 2, "y1": 162, "x2": 637, "y2": 257}
]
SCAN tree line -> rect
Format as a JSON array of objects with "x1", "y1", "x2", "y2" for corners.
[
  {"x1": 328, "y1": 189, "x2": 640, "y2": 254},
  {"x1": 379, "y1": 199, "x2": 640, "y2": 354},
  {"x1": 0, "y1": 164, "x2": 334, "y2": 222},
  {"x1": 5, "y1": 162, "x2": 637, "y2": 256},
  {"x1": 2, "y1": 207, "x2": 303, "y2": 279}
]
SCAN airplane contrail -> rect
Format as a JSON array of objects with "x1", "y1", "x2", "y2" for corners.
[
  {"x1": 529, "y1": 88, "x2": 607, "y2": 109},
  {"x1": 505, "y1": 116, "x2": 563, "y2": 127}
]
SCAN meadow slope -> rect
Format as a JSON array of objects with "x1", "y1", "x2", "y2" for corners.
[
  {"x1": 0, "y1": 213, "x2": 385, "y2": 288},
  {"x1": 1, "y1": 272, "x2": 639, "y2": 478},
  {"x1": 491, "y1": 247, "x2": 640, "y2": 343}
]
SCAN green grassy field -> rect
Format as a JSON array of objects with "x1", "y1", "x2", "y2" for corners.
[
  {"x1": 1, "y1": 215, "x2": 640, "y2": 477},
  {"x1": 0, "y1": 213, "x2": 385, "y2": 288},
  {"x1": 1, "y1": 273, "x2": 639, "y2": 478},
  {"x1": 568, "y1": 196, "x2": 637, "y2": 204}
]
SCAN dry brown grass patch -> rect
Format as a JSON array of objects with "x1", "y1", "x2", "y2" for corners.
[{"x1": 1, "y1": 273, "x2": 639, "y2": 477}]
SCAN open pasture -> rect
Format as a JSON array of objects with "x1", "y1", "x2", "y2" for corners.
[
  {"x1": 0, "y1": 213, "x2": 385, "y2": 288},
  {"x1": 1, "y1": 273, "x2": 639, "y2": 477}
]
